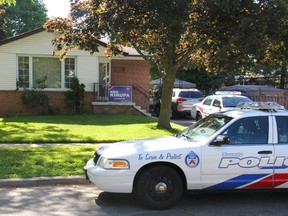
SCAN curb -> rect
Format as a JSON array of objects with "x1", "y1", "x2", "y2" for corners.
[{"x1": 0, "y1": 175, "x2": 89, "y2": 188}]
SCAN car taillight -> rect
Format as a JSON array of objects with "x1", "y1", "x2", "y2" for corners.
[
  {"x1": 177, "y1": 98, "x2": 187, "y2": 103},
  {"x1": 199, "y1": 99, "x2": 203, "y2": 102}
]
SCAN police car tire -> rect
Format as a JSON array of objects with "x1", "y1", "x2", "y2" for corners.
[
  {"x1": 136, "y1": 165, "x2": 183, "y2": 210},
  {"x1": 196, "y1": 112, "x2": 202, "y2": 121}
]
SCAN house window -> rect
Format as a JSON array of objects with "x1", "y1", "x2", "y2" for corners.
[
  {"x1": 33, "y1": 57, "x2": 61, "y2": 88},
  {"x1": 17, "y1": 56, "x2": 76, "y2": 89},
  {"x1": 18, "y1": 56, "x2": 29, "y2": 88},
  {"x1": 65, "y1": 58, "x2": 76, "y2": 88}
]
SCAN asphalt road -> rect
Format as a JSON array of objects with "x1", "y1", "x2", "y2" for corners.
[
  {"x1": 171, "y1": 118, "x2": 195, "y2": 127},
  {"x1": 1, "y1": 184, "x2": 288, "y2": 216}
]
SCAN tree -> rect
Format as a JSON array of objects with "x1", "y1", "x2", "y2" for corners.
[
  {"x1": 44, "y1": 0, "x2": 287, "y2": 129},
  {"x1": 0, "y1": 0, "x2": 14, "y2": 39},
  {"x1": 2, "y1": 0, "x2": 47, "y2": 38},
  {"x1": 258, "y1": 0, "x2": 288, "y2": 89},
  {"x1": 0, "y1": 0, "x2": 15, "y2": 4}
]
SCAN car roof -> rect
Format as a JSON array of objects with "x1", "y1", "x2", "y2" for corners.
[
  {"x1": 216, "y1": 102, "x2": 288, "y2": 118},
  {"x1": 173, "y1": 88, "x2": 200, "y2": 91},
  {"x1": 219, "y1": 109, "x2": 274, "y2": 119},
  {"x1": 207, "y1": 94, "x2": 250, "y2": 99}
]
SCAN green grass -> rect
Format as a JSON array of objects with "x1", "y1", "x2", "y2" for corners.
[
  {"x1": 0, "y1": 114, "x2": 184, "y2": 179},
  {"x1": 0, "y1": 145, "x2": 98, "y2": 179},
  {"x1": 0, "y1": 114, "x2": 183, "y2": 143}
]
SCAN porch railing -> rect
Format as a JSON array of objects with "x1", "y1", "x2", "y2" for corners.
[
  {"x1": 93, "y1": 83, "x2": 150, "y2": 111},
  {"x1": 93, "y1": 83, "x2": 108, "y2": 102}
]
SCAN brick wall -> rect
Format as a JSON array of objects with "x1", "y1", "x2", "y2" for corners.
[
  {"x1": 111, "y1": 59, "x2": 150, "y2": 111},
  {"x1": 92, "y1": 104, "x2": 143, "y2": 116},
  {"x1": 0, "y1": 91, "x2": 94, "y2": 116},
  {"x1": 0, "y1": 59, "x2": 150, "y2": 116}
]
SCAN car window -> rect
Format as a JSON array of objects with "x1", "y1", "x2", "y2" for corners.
[
  {"x1": 221, "y1": 116, "x2": 268, "y2": 145},
  {"x1": 222, "y1": 97, "x2": 252, "y2": 107},
  {"x1": 203, "y1": 97, "x2": 213, "y2": 106},
  {"x1": 212, "y1": 99, "x2": 221, "y2": 107},
  {"x1": 276, "y1": 116, "x2": 288, "y2": 143},
  {"x1": 178, "y1": 91, "x2": 203, "y2": 98},
  {"x1": 177, "y1": 114, "x2": 232, "y2": 142}
]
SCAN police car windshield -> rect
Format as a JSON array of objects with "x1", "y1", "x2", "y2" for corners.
[
  {"x1": 177, "y1": 114, "x2": 232, "y2": 142},
  {"x1": 222, "y1": 97, "x2": 252, "y2": 107}
]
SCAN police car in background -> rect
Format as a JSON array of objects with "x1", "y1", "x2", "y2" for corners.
[
  {"x1": 84, "y1": 102, "x2": 287, "y2": 210},
  {"x1": 191, "y1": 91, "x2": 252, "y2": 121}
]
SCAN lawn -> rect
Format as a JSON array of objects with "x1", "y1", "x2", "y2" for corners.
[
  {"x1": 0, "y1": 114, "x2": 183, "y2": 143},
  {"x1": 0, "y1": 145, "x2": 98, "y2": 179},
  {"x1": 0, "y1": 114, "x2": 184, "y2": 179}
]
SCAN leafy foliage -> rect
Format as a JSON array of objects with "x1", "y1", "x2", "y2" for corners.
[
  {"x1": 44, "y1": 0, "x2": 288, "y2": 129},
  {"x1": 1, "y1": 0, "x2": 47, "y2": 38},
  {"x1": 0, "y1": 0, "x2": 15, "y2": 4},
  {"x1": 21, "y1": 89, "x2": 49, "y2": 111},
  {"x1": 65, "y1": 77, "x2": 85, "y2": 113},
  {"x1": 21, "y1": 76, "x2": 49, "y2": 113}
]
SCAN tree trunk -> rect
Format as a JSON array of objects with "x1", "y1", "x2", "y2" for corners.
[
  {"x1": 280, "y1": 62, "x2": 287, "y2": 89},
  {"x1": 157, "y1": 65, "x2": 178, "y2": 129}
]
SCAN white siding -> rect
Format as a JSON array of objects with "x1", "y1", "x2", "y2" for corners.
[
  {"x1": 0, "y1": 53, "x2": 17, "y2": 90},
  {"x1": 0, "y1": 31, "x2": 110, "y2": 91},
  {"x1": 77, "y1": 56, "x2": 99, "y2": 91}
]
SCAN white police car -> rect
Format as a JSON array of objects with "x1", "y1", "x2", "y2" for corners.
[
  {"x1": 191, "y1": 91, "x2": 252, "y2": 121},
  {"x1": 84, "y1": 102, "x2": 288, "y2": 210}
]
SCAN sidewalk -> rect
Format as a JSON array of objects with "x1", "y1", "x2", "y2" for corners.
[
  {"x1": 0, "y1": 143, "x2": 100, "y2": 188},
  {"x1": 0, "y1": 175, "x2": 89, "y2": 188}
]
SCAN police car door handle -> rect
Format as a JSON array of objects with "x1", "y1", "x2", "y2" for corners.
[{"x1": 258, "y1": 150, "x2": 272, "y2": 155}]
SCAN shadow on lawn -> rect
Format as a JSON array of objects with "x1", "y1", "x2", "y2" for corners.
[
  {"x1": 1, "y1": 114, "x2": 157, "y2": 126},
  {"x1": 0, "y1": 123, "x2": 80, "y2": 143}
]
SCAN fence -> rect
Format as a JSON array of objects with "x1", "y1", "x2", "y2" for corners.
[{"x1": 249, "y1": 90, "x2": 288, "y2": 109}]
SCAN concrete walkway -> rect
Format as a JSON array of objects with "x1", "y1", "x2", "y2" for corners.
[{"x1": 0, "y1": 175, "x2": 89, "y2": 187}]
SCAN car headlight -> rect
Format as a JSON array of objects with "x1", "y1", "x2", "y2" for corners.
[{"x1": 98, "y1": 157, "x2": 130, "y2": 170}]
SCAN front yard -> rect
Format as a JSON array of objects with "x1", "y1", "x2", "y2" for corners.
[{"x1": 0, "y1": 114, "x2": 184, "y2": 179}]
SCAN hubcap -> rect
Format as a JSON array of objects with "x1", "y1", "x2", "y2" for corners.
[{"x1": 155, "y1": 182, "x2": 168, "y2": 193}]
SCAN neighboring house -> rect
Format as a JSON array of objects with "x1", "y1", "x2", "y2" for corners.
[{"x1": 0, "y1": 28, "x2": 150, "y2": 116}]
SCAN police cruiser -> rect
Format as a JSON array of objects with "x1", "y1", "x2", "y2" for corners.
[
  {"x1": 191, "y1": 91, "x2": 252, "y2": 121},
  {"x1": 84, "y1": 102, "x2": 288, "y2": 210}
]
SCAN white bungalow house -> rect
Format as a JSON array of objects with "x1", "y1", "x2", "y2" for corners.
[{"x1": 0, "y1": 28, "x2": 150, "y2": 116}]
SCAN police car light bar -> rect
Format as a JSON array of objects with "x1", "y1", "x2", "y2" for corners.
[
  {"x1": 237, "y1": 101, "x2": 285, "y2": 111},
  {"x1": 215, "y1": 91, "x2": 242, "y2": 95}
]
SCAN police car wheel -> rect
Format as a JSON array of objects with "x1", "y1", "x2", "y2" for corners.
[
  {"x1": 196, "y1": 112, "x2": 202, "y2": 121},
  {"x1": 136, "y1": 165, "x2": 183, "y2": 210}
]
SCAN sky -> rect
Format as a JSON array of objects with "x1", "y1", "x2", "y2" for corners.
[{"x1": 43, "y1": 0, "x2": 71, "y2": 18}]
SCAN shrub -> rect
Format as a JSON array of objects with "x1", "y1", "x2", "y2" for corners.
[
  {"x1": 21, "y1": 76, "x2": 50, "y2": 114},
  {"x1": 65, "y1": 77, "x2": 85, "y2": 113}
]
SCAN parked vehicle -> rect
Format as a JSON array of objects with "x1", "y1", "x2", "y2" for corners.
[
  {"x1": 171, "y1": 88, "x2": 204, "y2": 118},
  {"x1": 150, "y1": 87, "x2": 203, "y2": 118},
  {"x1": 191, "y1": 91, "x2": 252, "y2": 121},
  {"x1": 84, "y1": 102, "x2": 287, "y2": 210}
]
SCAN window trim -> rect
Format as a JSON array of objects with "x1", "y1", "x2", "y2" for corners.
[{"x1": 17, "y1": 55, "x2": 77, "y2": 90}]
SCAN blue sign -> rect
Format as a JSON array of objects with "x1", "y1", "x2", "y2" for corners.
[{"x1": 108, "y1": 86, "x2": 132, "y2": 102}]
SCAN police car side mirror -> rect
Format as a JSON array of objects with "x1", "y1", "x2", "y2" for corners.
[{"x1": 212, "y1": 135, "x2": 230, "y2": 146}]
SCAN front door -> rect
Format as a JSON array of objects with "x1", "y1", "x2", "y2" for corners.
[
  {"x1": 98, "y1": 62, "x2": 110, "y2": 101},
  {"x1": 201, "y1": 116, "x2": 274, "y2": 189}
]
